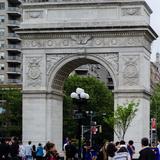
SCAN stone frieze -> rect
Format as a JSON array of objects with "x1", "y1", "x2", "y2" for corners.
[{"x1": 22, "y1": 36, "x2": 150, "y2": 50}]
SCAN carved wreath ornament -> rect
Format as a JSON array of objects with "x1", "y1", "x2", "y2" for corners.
[
  {"x1": 28, "y1": 60, "x2": 41, "y2": 79},
  {"x1": 123, "y1": 56, "x2": 139, "y2": 86},
  {"x1": 26, "y1": 57, "x2": 42, "y2": 87}
]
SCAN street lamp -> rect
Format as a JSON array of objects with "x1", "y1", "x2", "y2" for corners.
[{"x1": 70, "y1": 87, "x2": 89, "y2": 159}]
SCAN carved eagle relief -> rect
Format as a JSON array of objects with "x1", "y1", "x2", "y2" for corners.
[{"x1": 71, "y1": 35, "x2": 93, "y2": 45}]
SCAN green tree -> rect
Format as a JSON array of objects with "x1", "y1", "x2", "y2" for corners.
[
  {"x1": 63, "y1": 75, "x2": 114, "y2": 140},
  {"x1": 0, "y1": 86, "x2": 22, "y2": 137},
  {"x1": 151, "y1": 84, "x2": 160, "y2": 138},
  {"x1": 104, "y1": 101, "x2": 138, "y2": 140}
]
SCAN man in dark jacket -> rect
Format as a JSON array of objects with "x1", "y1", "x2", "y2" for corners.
[
  {"x1": 139, "y1": 137, "x2": 156, "y2": 160},
  {"x1": 10, "y1": 137, "x2": 19, "y2": 160},
  {"x1": 0, "y1": 138, "x2": 10, "y2": 160},
  {"x1": 65, "y1": 140, "x2": 77, "y2": 160}
]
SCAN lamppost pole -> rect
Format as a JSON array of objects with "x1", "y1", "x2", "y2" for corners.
[
  {"x1": 86, "y1": 111, "x2": 93, "y2": 147},
  {"x1": 71, "y1": 88, "x2": 89, "y2": 160}
]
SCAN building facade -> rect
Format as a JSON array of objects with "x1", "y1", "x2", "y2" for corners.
[
  {"x1": 74, "y1": 64, "x2": 114, "y2": 90},
  {"x1": 0, "y1": 0, "x2": 22, "y2": 85},
  {"x1": 151, "y1": 62, "x2": 160, "y2": 91}
]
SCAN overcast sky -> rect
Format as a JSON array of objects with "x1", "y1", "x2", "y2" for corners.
[{"x1": 145, "y1": 0, "x2": 160, "y2": 61}]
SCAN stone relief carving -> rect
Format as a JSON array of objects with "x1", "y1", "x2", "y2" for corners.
[
  {"x1": 123, "y1": 56, "x2": 139, "y2": 86},
  {"x1": 26, "y1": 56, "x2": 42, "y2": 87},
  {"x1": 127, "y1": 38, "x2": 137, "y2": 45},
  {"x1": 22, "y1": 36, "x2": 150, "y2": 50},
  {"x1": 98, "y1": 53, "x2": 119, "y2": 74},
  {"x1": 122, "y1": 7, "x2": 141, "y2": 16},
  {"x1": 71, "y1": 35, "x2": 93, "y2": 45},
  {"x1": 47, "y1": 54, "x2": 66, "y2": 75},
  {"x1": 110, "y1": 39, "x2": 118, "y2": 46},
  {"x1": 25, "y1": 10, "x2": 43, "y2": 19}
]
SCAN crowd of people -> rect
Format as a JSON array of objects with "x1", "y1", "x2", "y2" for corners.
[
  {"x1": 63, "y1": 137, "x2": 160, "y2": 160},
  {"x1": 0, "y1": 137, "x2": 160, "y2": 160},
  {"x1": 0, "y1": 137, "x2": 60, "y2": 160}
]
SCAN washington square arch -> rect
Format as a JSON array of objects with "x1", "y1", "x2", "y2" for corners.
[{"x1": 18, "y1": 0, "x2": 158, "y2": 153}]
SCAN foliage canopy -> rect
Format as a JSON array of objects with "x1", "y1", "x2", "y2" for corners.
[
  {"x1": 151, "y1": 83, "x2": 160, "y2": 138},
  {"x1": 63, "y1": 75, "x2": 114, "y2": 140},
  {"x1": 0, "y1": 86, "x2": 22, "y2": 137}
]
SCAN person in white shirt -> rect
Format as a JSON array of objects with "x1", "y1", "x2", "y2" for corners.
[
  {"x1": 114, "y1": 140, "x2": 131, "y2": 160},
  {"x1": 25, "y1": 141, "x2": 32, "y2": 160},
  {"x1": 19, "y1": 141, "x2": 26, "y2": 160}
]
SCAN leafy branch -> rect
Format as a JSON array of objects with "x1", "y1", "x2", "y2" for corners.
[{"x1": 104, "y1": 101, "x2": 138, "y2": 140}]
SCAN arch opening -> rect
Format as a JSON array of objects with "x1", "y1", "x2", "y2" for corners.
[
  {"x1": 48, "y1": 55, "x2": 115, "y2": 143},
  {"x1": 49, "y1": 55, "x2": 117, "y2": 94}
]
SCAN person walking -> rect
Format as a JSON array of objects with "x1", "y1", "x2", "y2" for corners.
[
  {"x1": 97, "y1": 141, "x2": 108, "y2": 160},
  {"x1": 139, "y1": 137, "x2": 156, "y2": 160},
  {"x1": 82, "y1": 141, "x2": 92, "y2": 160},
  {"x1": 36, "y1": 143, "x2": 44, "y2": 160},
  {"x1": 106, "y1": 142, "x2": 117, "y2": 160},
  {"x1": 114, "y1": 140, "x2": 131, "y2": 160},
  {"x1": 10, "y1": 137, "x2": 19, "y2": 160},
  {"x1": 65, "y1": 140, "x2": 77, "y2": 160},
  {"x1": 127, "y1": 140, "x2": 135, "y2": 160},
  {"x1": 25, "y1": 141, "x2": 33, "y2": 160},
  {"x1": 151, "y1": 142, "x2": 159, "y2": 160},
  {"x1": 18, "y1": 141, "x2": 26, "y2": 160},
  {"x1": 32, "y1": 145, "x2": 37, "y2": 160},
  {"x1": 0, "y1": 138, "x2": 10, "y2": 160}
]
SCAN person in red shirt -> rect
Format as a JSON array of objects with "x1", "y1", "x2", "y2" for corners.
[{"x1": 44, "y1": 142, "x2": 59, "y2": 160}]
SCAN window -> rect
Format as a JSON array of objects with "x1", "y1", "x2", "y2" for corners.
[
  {"x1": 0, "y1": 52, "x2": 4, "y2": 59},
  {"x1": 0, "y1": 16, "x2": 5, "y2": 23},
  {"x1": 0, "y1": 3, "x2": 5, "y2": 10},
  {"x1": 0, "y1": 75, "x2": 4, "y2": 83},
  {"x1": 0, "y1": 29, "x2": 5, "y2": 36},
  {"x1": 0, "y1": 41, "x2": 5, "y2": 48},
  {"x1": 0, "y1": 64, "x2": 4, "y2": 70}
]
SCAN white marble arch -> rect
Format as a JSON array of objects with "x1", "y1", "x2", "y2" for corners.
[
  {"x1": 18, "y1": 0, "x2": 158, "y2": 157},
  {"x1": 46, "y1": 53, "x2": 118, "y2": 151}
]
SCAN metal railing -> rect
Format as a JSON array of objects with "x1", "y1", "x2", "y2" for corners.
[
  {"x1": 8, "y1": 33, "x2": 20, "y2": 38},
  {"x1": 8, "y1": 79, "x2": 21, "y2": 83},
  {"x1": 8, "y1": 68, "x2": 21, "y2": 72},
  {"x1": 8, "y1": 56, "x2": 21, "y2": 61},
  {"x1": 8, "y1": 20, "x2": 20, "y2": 26},
  {"x1": 8, "y1": 7, "x2": 21, "y2": 13},
  {"x1": 7, "y1": 44, "x2": 21, "y2": 49}
]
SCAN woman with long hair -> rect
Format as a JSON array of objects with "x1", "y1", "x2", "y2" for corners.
[{"x1": 106, "y1": 142, "x2": 117, "y2": 160}]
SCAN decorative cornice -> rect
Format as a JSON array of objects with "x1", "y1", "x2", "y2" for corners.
[
  {"x1": 22, "y1": 90, "x2": 64, "y2": 96},
  {"x1": 16, "y1": 29, "x2": 156, "y2": 39},
  {"x1": 114, "y1": 89, "x2": 151, "y2": 96},
  {"x1": 22, "y1": 0, "x2": 152, "y2": 14}
]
